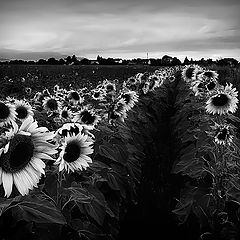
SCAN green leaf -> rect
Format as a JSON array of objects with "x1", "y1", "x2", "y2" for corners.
[
  {"x1": 0, "y1": 196, "x2": 20, "y2": 216},
  {"x1": 11, "y1": 195, "x2": 66, "y2": 224}
]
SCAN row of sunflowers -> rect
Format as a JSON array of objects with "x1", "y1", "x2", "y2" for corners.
[
  {"x1": 172, "y1": 65, "x2": 240, "y2": 239},
  {"x1": 0, "y1": 66, "x2": 179, "y2": 239}
]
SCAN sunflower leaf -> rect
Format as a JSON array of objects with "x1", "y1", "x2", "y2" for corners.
[{"x1": 11, "y1": 195, "x2": 66, "y2": 224}]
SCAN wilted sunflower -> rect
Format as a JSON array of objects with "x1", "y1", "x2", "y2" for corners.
[
  {"x1": 55, "y1": 131, "x2": 94, "y2": 173},
  {"x1": 141, "y1": 81, "x2": 150, "y2": 94},
  {"x1": 73, "y1": 107, "x2": 100, "y2": 126},
  {"x1": 0, "y1": 116, "x2": 57, "y2": 197},
  {"x1": 148, "y1": 74, "x2": 162, "y2": 91},
  {"x1": 0, "y1": 102, "x2": 16, "y2": 127},
  {"x1": 210, "y1": 123, "x2": 234, "y2": 145},
  {"x1": 205, "y1": 83, "x2": 238, "y2": 115},
  {"x1": 14, "y1": 99, "x2": 34, "y2": 122},
  {"x1": 109, "y1": 99, "x2": 127, "y2": 122},
  {"x1": 191, "y1": 81, "x2": 206, "y2": 97},
  {"x1": 42, "y1": 96, "x2": 60, "y2": 112},
  {"x1": 119, "y1": 90, "x2": 138, "y2": 111}
]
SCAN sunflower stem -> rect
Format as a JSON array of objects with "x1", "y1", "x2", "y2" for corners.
[{"x1": 56, "y1": 171, "x2": 63, "y2": 208}]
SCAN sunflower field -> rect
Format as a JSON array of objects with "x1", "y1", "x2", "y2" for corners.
[{"x1": 0, "y1": 64, "x2": 240, "y2": 240}]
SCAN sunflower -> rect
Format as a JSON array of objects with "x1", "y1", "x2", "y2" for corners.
[
  {"x1": 0, "y1": 102, "x2": 16, "y2": 127},
  {"x1": 205, "y1": 83, "x2": 238, "y2": 115},
  {"x1": 119, "y1": 91, "x2": 138, "y2": 111},
  {"x1": 169, "y1": 75, "x2": 175, "y2": 82},
  {"x1": 0, "y1": 116, "x2": 57, "y2": 197},
  {"x1": 191, "y1": 81, "x2": 206, "y2": 97},
  {"x1": 59, "y1": 107, "x2": 73, "y2": 120},
  {"x1": 67, "y1": 90, "x2": 83, "y2": 105},
  {"x1": 14, "y1": 99, "x2": 34, "y2": 122},
  {"x1": 109, "y1": 99, "x2": 128, "y2": 122},
  {"x1": 92, "y1": 89, "x2": 106, "y2": 101},
  {"x1": 53, "y1": 84, "x2": 60, "y2": 92},
  {"x1": 25, "y1": 87, "x2": 32, "y2": 96},
  {"x1": 55, "y1": 131, "x2": 94, "y2": 173},
  {"x1": 182, "y1": 65, "x2": 203, "y2": 83},
  {"x1": 141, "y1": 81, "x2": 150, "y2": 94},
  {"x1": 210, "y1": 123, "x2": 234, "y2": 145},
  {"x1": 42, "y1": 96, "x2": 60, "y2": 112},
  {"x1": 73, "y1": 107, "x2": 100, "y2": 126},
  {"x1": 199, "y1": 70, "x2": 219, "y2": 82},
  {"x1": 148, "y1": 74, "x2": 162, "y2": 91}
]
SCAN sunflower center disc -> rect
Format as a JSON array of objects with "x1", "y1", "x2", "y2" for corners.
[
  {"x1": 207, "y1": 82, "x2": 216, "y2": 91},
  {"x1": 212, "y1": 94, "x2": 229, "y2": 106},
  {"x1": 47, "y1": 99, "x2": 58, "y2": 110},
  {"x1": 204, "y1": 72, "x2": 214, "y2": 78},
  {"x1": 122, "y1": 94, "x2": 131, "y2": 104},
  {"x1": 16, "y1": 106, "x2": 28, "y2": 119},
  {"x1": 63, "y1": 141, "x2": 81, "y2": 163},
  {"x1": 185, "y1": 67, "x2": 195, "y2": 79},
  {"x1": 93, "y1": 92, "x2": 100, "y2": 98},
  {"x1": 217, "y1": 129, "x2": 228, "y2": 140},
  {"x1": 81, "y1": 111, "x2": 95, "y2": 124},
  {"x1": 0, "y1": 134, "x2": 34, "y2": 173},
  {"x1": 71, "y1": 92, "x2": 80, "y2": 101},
  {"x1": 0, "y1": 102, "x2": 10, "y2": 120},
  {"x1": 61, "y1": 110, "x2": 69, "y2": 119},
  {"x1": 106, "y1": 85, "x2": 114, "y2": 92}
]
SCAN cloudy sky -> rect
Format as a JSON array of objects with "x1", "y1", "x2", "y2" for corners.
[{"x1": 0, "y1": 0, "x2": 240, "y2": 60}]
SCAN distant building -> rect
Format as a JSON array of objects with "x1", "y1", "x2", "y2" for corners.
[{"x1": 89, "y1": 60, "x2": 99, "y2": 65}]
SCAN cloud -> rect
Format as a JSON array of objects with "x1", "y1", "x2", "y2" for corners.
[{"x1": 0, "y1": 0, "x2": 239, "y2": 59}]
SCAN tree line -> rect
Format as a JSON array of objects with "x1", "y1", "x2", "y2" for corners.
[{"x1": 0, "y1": 54, "x2": 239, "y2": 67}]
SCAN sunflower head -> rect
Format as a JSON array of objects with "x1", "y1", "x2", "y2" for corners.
[
  {"x1": 0, "y1": 116, "x2": 57, "y2": 197},
  {"x1": 209, "y1": 123, "x2": 234, "y2": 145},
  {"x1": 0, "y1": 102, "x2": 16, "y2": 127},
  {"x1": 14, "y1": 100, "x2": 34, "y2": 122},
  {"x1": 205, "y1": 84, "x2": 239, "y2": 115},
  {"x1": 42, "y1": 97, "x2": 59, "y2": 112},
  {"x1": 55, "y1": 131, "x2": 94, "y2": 173}
]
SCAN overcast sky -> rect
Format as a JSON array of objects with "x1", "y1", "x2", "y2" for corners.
[{"x1": 0, "y1": 0, "x2": 240, "y2": 60}]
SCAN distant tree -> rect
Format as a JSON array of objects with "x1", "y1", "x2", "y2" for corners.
[
  {"x1": 47, "y1": 57, "x2": 59, "y2": 65},
  {"x1": 172, "y1": 57, "x2": 182, "y2": 66},
  {"x1": 216, "y1": 58, "x2": 239, "y2": 67},
  {"x1": 65, "y1": 56, "x2": 72, "y2": 65},
  {"x1": 71, "y1": 55, "x2": 80, "y2": 65},
  {"x1": 58, "y1": 58, "x2": 66, "y2": 65},
  {"x1": 183, "y1": 57, "x2": 190, "y2": 65},
  {"x1": 80, "y1": 58, "x2": 90, "y2": 65},
  {"x1": 37, "y1": 59, "x2": 47, "y2": 65}
]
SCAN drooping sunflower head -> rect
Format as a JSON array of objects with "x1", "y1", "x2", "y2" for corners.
[
  {"x1": 119, "y1": 91, "x2": 138, "y2": 111},
  {"x1": 0, "y1": 101, "x2": 16, "y2": 127},
  {"x1": 109, "y1": 99, "x2": 127, "y2": 122},
  {"x1": 141, "y1": 81, "x2": 150, "y2": 94},
  {"x1": 14, "y1": 99, "x2": 34, "y2": 122},
  {"x1": 0, "y1": 116, "x2": 57, "y2": 197},
  {"x1": 205, "y1": 83, "x2": 238, "y2": 115}
]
